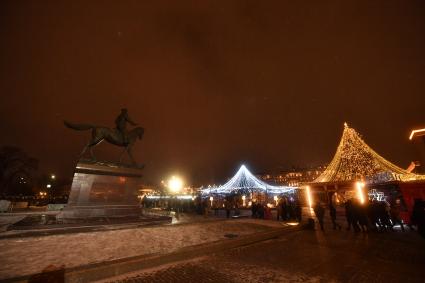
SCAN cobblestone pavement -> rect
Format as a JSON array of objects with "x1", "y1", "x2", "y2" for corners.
[{"x1": 108, "y1": 228, "x2": 425, "y2": 283}]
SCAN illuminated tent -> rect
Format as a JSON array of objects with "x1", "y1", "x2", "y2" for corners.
[
  {"x1": 201, "y1": 165, "x2": 296, "y2": 195},
  {"x1": 314, "y1": 123, "x2": 425, "y2": 183}
]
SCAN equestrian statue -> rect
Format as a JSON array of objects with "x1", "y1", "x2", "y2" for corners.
[{"x1": 64, "y1": 108, "x2": 144, "y2": 166}]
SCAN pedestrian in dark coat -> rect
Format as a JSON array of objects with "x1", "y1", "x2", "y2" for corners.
[
  {"x1": 313, "y1": 202, "x2": 325, "y2": 231},
  {"x1": 330, "y1": 203, "x2": 341, "y2": 230}
]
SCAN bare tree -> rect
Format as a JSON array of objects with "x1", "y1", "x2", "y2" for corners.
[{"x1": 0, "y1": 146, "x2": 38, "y2": 196}]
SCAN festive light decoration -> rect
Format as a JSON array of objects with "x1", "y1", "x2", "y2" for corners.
[
  {"x1": 315, "y1": 123, "x2": 425, "y2": 183},
  {"x1": 356, "y1": 181, "x2": 365, "y2": 204},
  {"x1": 368, "y1": 189, "x2": 386, "y2": 202},
  {"x1": 201, "y1": 165, "x2": 295, "y2": 195},
  {"x1": 409, "y1": 128, "x2": 425, "y2": 140}
]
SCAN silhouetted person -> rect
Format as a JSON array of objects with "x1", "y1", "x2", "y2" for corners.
[
  {"x1": 295, "y1": 200, "x2": 302, "y2": 223},
  {"x1": 277, "y1": 199, "x2": 283, "y2": 221},
  {"x1": 281, "y1": 198, "x2": 288, "y2": 221},
  {"x1": 225, "y1": 200, "x2": 232, "y2": 219},
  {"x1": 411, "y1": 199, "x2": 425, "y2": 238},
  {"x1": 390, "y1": 199, "x2": 405, "y2": 232},
  {"x1": 356, "y1": 201, "x2": 369, "y2": 232},
  {"x1": 313, "y1": 202, "x2": 325, "y2": 231},
  {"x1": 367, "y1": 200, "x2": 380, "y2": 231},
  {"x1": 377, "y1": 201, "x2": 391, "y2": 231},
  {"x1": 329, "y1": 202, "x2": 341, "y2": 230},
  {"x1": 258, "y1": 203, "x2": 265, "y2": 219},
  {"x1": 345, "y1": 200, "x2": 354, "y2": 231},
  {"x1": 251, "y1": 202, "x2": 258, "y2": 218}
]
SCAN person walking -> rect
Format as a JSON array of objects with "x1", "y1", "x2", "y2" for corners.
[
  {"x1": 313, "y1": 202, "x2": 325, "y2": 231},
  {"x1": 225, "y1": 200, "x2": 231, "y2": 219},
  {"x1": 277, "y1": 198, "x2": 283, "y2": 221},
  {"x1": 295, "y1": 200, "x2": 302, "y2": 223},
  {"x1": 329, "y1": 202, "x2": 341, "y2": 230},
  {"x1": 390, "y1": 199, "x2": 405, "y2": 232}
]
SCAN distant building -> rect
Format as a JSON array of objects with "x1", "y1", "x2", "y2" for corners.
[{"x1": 256, "y1": 165, "x2": 326, "y2": 187}]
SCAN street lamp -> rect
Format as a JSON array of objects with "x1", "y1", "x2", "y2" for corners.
[{"x1": 168, "y1": 176, "x2": 183, "y2": 193}]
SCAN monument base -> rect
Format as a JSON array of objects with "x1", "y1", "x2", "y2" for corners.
[
  {"x1": 58, "y1": 161, "x2": 143, "y2": 220},
  {"x1": 58, "y1": 205, "x2": 142, "y2": 219}
]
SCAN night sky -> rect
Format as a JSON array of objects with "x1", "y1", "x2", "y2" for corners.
[{"x1": 1, "y1": 1, "x2": 424, "y2": 186}]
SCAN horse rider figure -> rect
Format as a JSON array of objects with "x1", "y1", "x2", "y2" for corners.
[{"x1": 115, "y1": 108, "x2": 137, "y2": 145}]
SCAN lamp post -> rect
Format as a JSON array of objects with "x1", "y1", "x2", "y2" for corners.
[
  {"x1": 409, "y1": 128, "x2": 425, "y2": 174},
  {"x1": 356, "y1": 181, "x2": 365, "y2": 204}
]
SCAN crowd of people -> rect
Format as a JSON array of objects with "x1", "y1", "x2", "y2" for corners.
[
  {"x1": 274, "y1": 197, "x2": 302, "y2": 222},
  {"x1": 312, "y1": 197, "x2": 425, "y2": 236}
]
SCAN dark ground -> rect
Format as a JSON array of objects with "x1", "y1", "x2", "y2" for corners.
[{"x1": 109, "y1": 225, "x2": 425, "y2": 283}]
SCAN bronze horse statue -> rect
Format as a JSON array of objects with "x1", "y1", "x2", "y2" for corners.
[{"x1": 64, "y1": 121, "x2": 144, "y2": 165}]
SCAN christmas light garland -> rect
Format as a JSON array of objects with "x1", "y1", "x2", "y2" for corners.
[
  {"x1": 315, "y1": 123, "x2": 425, "y2": 183},
  {"x1": 201, "y1": 165, "x2": 295, "y2": 195}
]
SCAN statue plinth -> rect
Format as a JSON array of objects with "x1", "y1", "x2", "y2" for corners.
[{"x1": 58, "y1": 161, "x2": 143, "y2": 220}]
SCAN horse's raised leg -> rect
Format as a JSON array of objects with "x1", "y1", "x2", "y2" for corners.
[
  {"x1": 79, "y1": 143, "x2": 90, "y2": 160},
  {"x1": 89, "y1": 146, "x2": 96, "y2": 162}
]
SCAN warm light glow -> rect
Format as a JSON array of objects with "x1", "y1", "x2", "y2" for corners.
[
  {"x1": 46, "y1": 184, "x2": 51, "y2": 188},
  {"x1": 51, "y1": 174, "x2": 56, "y2": 179},
  {"x1": 306, "y1": 186, "x2": 313, "y2": 208},
  {"x1": 168, "y1": 176, "x2": 183, "y2": 193},
  {"x1": 409, "y1": 128, "x2": 425, "y2": 140},
  {"x1": 356, "y1": 181, "x2": 365, "y2": 204},
  {"x1": 242, "y1": 195, "x2": 246, "y2": 207}
]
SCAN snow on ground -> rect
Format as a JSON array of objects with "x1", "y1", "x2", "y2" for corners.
[{"x1": 0, "y1": 218, "x2": 277, "y2": 279}]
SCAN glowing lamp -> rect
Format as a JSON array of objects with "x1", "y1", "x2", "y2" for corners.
[
  {"x1": 306, "y1": 186, "x2": 313, "y2": 208},
  {"x1": 409, "y1": 128, "x2": 425, "y2": 140},
  {"x1": 356, "y1": 181, "x2": 365, "y2": 204},
  {"x1": 168, "y1": 176, "x2": 183, "y2": 193}
]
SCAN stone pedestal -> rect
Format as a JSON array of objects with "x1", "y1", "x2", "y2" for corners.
[{"x1": 58, "y1": 161, "x2": 143, "y2": 219}]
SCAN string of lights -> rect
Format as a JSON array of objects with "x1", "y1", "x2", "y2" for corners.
[
  {"x1": 201, "y1": 165, "x2": 295, "y2": 195},
  {"x1": 315, "y1": 123, "x2": 425, "y2": 183}
]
